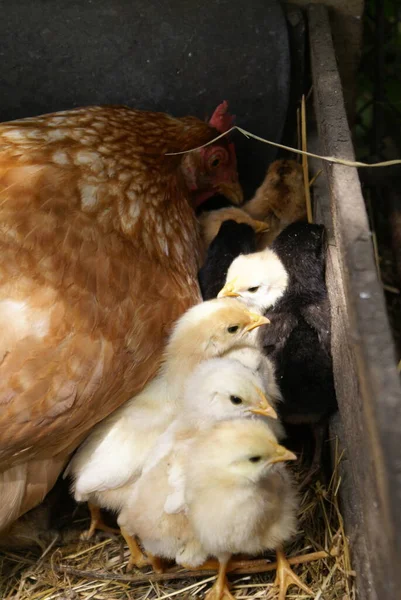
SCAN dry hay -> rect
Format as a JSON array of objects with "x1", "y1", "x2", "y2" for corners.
[{"x1": 0, "y1": 440, "x2": 355, "y2": 600}]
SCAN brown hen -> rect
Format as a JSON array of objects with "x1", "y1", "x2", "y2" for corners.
[{"x1": 0, "y1": 104, "x2": 242, "y2": 532}]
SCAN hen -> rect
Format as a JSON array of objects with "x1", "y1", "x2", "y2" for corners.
[{"x1": 0, "y1": 102, "x2": 242, "y2": 532}]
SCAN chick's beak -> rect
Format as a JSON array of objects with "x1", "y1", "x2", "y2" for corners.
[
  {"x1": 244, "y1": 313, "x2": 270, "y2": 333},
  {"x1": 217, "y1": 281, "x2": 239, "y2": 298},
  {"x1": 216, "y1": 181, "x2": 244, "y2": 206},
  {"x1": 269, "y1": 445, "x2": 297, "y2": 465},
  {"x1": 250, "y1": 386, "x2": 278, "y2": 419},
  {"x1": 253, "y1": 220, "x2": 270, "y2": 233}
]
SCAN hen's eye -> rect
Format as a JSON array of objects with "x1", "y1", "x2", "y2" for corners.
[
  {"x1": 230, "y1": 395, "x2": 243, "y2": 405},
  {"x1": 248, "y1": 286, "x2": 259, "y2": 293},
  {"x1": 211, "y1": 158, "x2": 220, "y2": 168},
  {"x1": 249, "y1": 456, "x2": 261, "y2": 463},
  {"x1": 227, "y1": 325, "x2": 239, "y2": 334}
]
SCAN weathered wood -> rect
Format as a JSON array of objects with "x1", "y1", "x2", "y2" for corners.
[
  {"x1": 309, "y1": 6, "x2": 401, "y2": 600},
  {"x1": 313, "y1": 159, "x2": 377, "y2": 597}
]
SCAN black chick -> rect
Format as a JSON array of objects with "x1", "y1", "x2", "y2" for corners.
[
  {"x1": 198, "y1": 220, "x2": 257, "y2": 300},
  {"x1": 260, "y1": 222, "x2": 337, "y2": 487}
]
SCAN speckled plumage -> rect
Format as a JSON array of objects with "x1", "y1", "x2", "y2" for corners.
[{"x1": 0, "y1": 105, "x2": 238, "y2": 531}]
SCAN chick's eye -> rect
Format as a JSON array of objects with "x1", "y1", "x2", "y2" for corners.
[
  {"x1": 249, "y1": 456, "x2": 261, "y2": 463},
  {"x1": 230, "y1": 395, "x2": 243, "y2": 405},
  {"x1": 227, "y1": 325, "x2": 239, "y2": 334},
  {"x1": 248, "y1": 286, "x2": 259, "y2": 293}
]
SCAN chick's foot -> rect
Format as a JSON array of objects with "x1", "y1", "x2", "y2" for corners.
[
  {"x1": 274, "y1": 548, "x2": 313, "y2": 600},
  {"x1": 81, "y1": 503, "x2": 120, "y2": 540},
  {"x1": 147, "y1": 552, "x2": 165, "y2": 574},
  {"x1": 121, "y1": 528, "x2": 164, "y2": 572},
  {"x1": 204, "y1": 577, "x2": 236, "y2": 600},
  {"x1": 204, "y1": 555, "x2": 236, "y2": 600}
]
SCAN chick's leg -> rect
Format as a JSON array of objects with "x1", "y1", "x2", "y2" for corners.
[
  {"x1": 120, "y1": 528, "x2": 164, "y2": 573},
  {"x1": 204, "y1": 554, "x2": 236, "y2": 600},
  {"x1": 121, "y1": 528, "x2": 150, "y2": 570},
  {"x1": 81, "y1": 503, "x2": 120, "y2": 539},
  {"x1": 274, "y1": 548, "x2": 313, "y2": 600},
  {"x1": 146, "y1": 552, "x2": 165, "y2": 574}
]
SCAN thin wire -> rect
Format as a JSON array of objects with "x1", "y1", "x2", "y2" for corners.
[{"x1": 166, "y1": 125, "x2": 401, "y2": 167}]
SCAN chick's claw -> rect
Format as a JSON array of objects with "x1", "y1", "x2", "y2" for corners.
[
  {"x1": 81, "y1": 503, "x2": 120, "y2": 540},
  {"x1": 274, "y1": 549, "x2": 313, "y2": 600},
  {"x1": 205, "y1": 577, "x2": 236, "y2": 600}
]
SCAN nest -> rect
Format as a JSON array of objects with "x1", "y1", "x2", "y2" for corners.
[{"x1": 0, "y1": 439, "x2": 355, "y2": 600}]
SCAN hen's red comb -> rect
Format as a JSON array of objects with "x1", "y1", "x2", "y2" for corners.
[{"x1": 208, "y1": 101, "x2": 235, "y2": 133}]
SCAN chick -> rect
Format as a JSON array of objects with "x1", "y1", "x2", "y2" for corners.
[
  {"x1": 218, "y1": 246, "x2": 289, "y2": 314},
  {"x1": 119, "y1": 418, "x2": 306, "y2": 600},
  {"x1": 185, "y1": 419, "x2": 310, "y2": 600},
  {"x1": 199, "y1": 220, "x2": 259, "y2": 301},
  {"x1": 218, "y1": 223, "x2": 337, "y2": 486},
  {"x1": 66, "y1": 298, "x2": 269, "y2": 553},
  {"x1": 199, "y1": 206, "x2": 269, "y2": 249},
  {"x1": 243, "y1": 159, "x2": 306, "y2": 248}
]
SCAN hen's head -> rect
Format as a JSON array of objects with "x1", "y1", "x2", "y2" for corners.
[{"x1": 181, "y1": 101, "x2": 243, "y2": 209}]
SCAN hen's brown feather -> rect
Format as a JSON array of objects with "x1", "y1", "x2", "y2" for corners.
[{"x1": 0, "y1": 106, "x2": 217, "y2": 529}]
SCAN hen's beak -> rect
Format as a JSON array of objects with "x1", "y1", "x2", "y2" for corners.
[
  {"x1": 269, "y1": 445, "x2": 297, "y2": 465},
  {"x1": 217, "y1": 281, "x2": 239, "y2": 298},
  {"x1": 253, "y1": 219, "x2": 270, "y2": 233},
  {"x1": 217, "y1": 181, "x2": 243, "y2": 205},
  {"x1": 250, "y1": 386, "x2": 278, "y2": 419},
  {"x1": 244, "y1": 313, "x2": 270, "y2": 333}
]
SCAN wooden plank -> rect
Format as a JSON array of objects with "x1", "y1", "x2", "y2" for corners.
[
  {"x1": 313, "y1": 153, "x2": 377, "y2": 597},
  {"x1": 308, "y1": 6, "x2": 401, "y2": 600}
]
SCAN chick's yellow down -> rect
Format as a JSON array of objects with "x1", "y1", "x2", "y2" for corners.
[
  {"x1": 66, "y1": 298, "x2": 269, "y2": 543},
  {"x1": 199, "y1": 207, "x2": 269, "y2": 249},
  {"x1": 222, "y1": 346, "x2": 285, "y2": 440},
  {"x1": 119, "y1": 418, "x2": 300, "y2": 600},
  {"x1": 218, "y1": 247, "x2": 288, "y2": 314}
]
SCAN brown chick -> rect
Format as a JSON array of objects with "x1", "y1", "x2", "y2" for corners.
[
  {"x1": 243, "y1": 160, "x2": 306, "y2": 247},
  {"x1": 0, "y1": 103, "x2": 242, "y2": 533}
]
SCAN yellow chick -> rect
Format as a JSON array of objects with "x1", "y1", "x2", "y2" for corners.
[
  {"x1": 185, "y1": 419, "x2": 310, "y2": 600},
  {"x1": 199, "y1": 206, "x2": 269, "y2": 249},
  {"x1": 66, "y1": 298, "x2": 269, "y2": 552},
  {"x1": 243, "y1": 159, "x2": 306, "y2": 248},
  {"x1": 218, "y1": 248, "x2": 288, "y2": 314},
  {"x1": 117, "y1": 358, "x2": 279, "y2": 569},
  {"x1": 119, "y1": 418, "x2": 305, "y2": 600}
]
